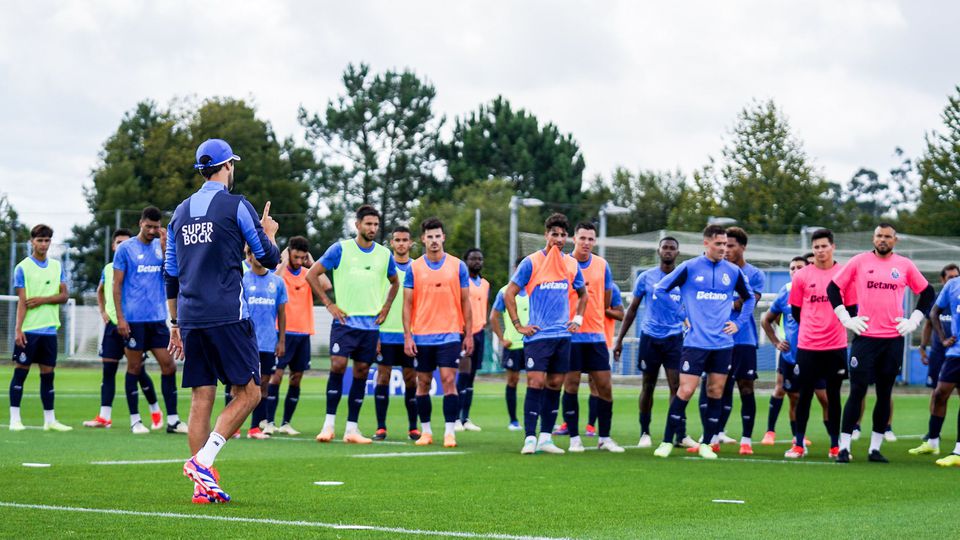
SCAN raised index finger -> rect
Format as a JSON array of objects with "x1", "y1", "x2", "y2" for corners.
[{"x1": 262, "y1": 201, "x2": 271, "y2": 218}]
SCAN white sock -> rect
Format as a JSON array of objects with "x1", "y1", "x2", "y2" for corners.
[
  {"x1": 43, "y1": 410, "x2": 56, "y2": 424},
  {"x1": 928, "y1": 437, "x2": 940, "y2": 449},
  {"x1": 130, "y1": 414, "x2": 141, "y2": 426},
  {"x1": 953, "y1": 442, "x2": 960, "y2": 455},
  {"x1": 598, "y1": 436, "x2": 610, "y2": 444},
  {"x1": 839, "y1": 432, "x2": 852, "y2": 451},
  {"x1": 741, "y1": 437, "x2": 751, "y2": 445},
  {"x1": 345, "y1": 421, "x2": 358, "y2": 434},
  {"x1": 869, "y1": 431, "x2": 884, "y2": 453},
  {"x1": 445, "y1": 422, "x2": 455, "y2": 436},
  {"x1": 571, "y1": 435, "x2": 582, "y2": 446},
  {"x1": 421, "y1": 421, "x2": 432, "y2": 435},
  {"x1": 167, "y1": 414, "x2": 179, "y2": 426},
  {"x1": 148, "y1": 402, "x2": 160, "y2": 414},
  {"x1": 710, "y1": 434, "x2": 720, "y2": 444},
  {"x1": 323, "y1": 414, "x2": 336, "y2": 430},
  {"x1": 196, "y1": 432, "x2": 227, "y2": 467},
  {"x1": 537, "y1": 432, "x2": 551, "y2": 445},
  {"x1": 10, "y1": 407, "x2": 21, "y2": 424},
  {"x1": 99, "y1": 406, "x2": 112, "y2": 421}
]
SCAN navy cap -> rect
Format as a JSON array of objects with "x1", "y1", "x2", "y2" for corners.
[{"x1": 194, "y1": 139, "x2": 241, "y2": 169}]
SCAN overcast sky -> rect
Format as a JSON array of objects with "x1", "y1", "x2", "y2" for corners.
[{"x1": 1, "y1": 0, "x2": 957, "y2": 238}]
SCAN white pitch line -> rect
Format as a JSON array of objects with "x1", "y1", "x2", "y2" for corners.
[
  {"x1": 0, "y1": 501, "x2": 569, "y2": 540},
  {"x1": 0, "y1": 424, "x2": 44, "y2": 430},
  {"x1": 91, "y1": 459, "x2": 185, "y2": 465},
  {"x1": 775, "y1": 434, "x2": 925, "y2": 444},
  {"x1": 269, "y1": 437, "x2": 409, "y2": 446},
  {"x1": 681, "y1": 457, "x2": 836, "y2": 466},
  {"x1": 351, "y1": 451, "x2": 467, "y2": 459}
]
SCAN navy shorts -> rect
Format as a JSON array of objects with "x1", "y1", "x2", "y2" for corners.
[
  {"x1": 939, "y1": 356, "x2": 960, "y2": 385},
  {"x1": 258, "y1": 351, "x2": 277, "y2": 376},
  {"x1": 680, "y1": 347, "x2": 732, "y2": 377},
  {"x1": 730, "y1": 344, "x2": 758, "y2": 380},
  {"x1": 849, "y1": 336, "x2": 903, "y2": 386},
  {"x1": 12, "y1": 333, "x2": 58, "y2": 367},
  {"x1": 99, "y1": 322, "x2": 125, "y2": 360},
  {"x1": 501, "y1": 348, "x2": 525, "y2": 371},
  {"x1": 124, "y1": 321, "x2": 170, "y2": 351},
  {"x1": 468, "y1": 331, "x2": 485, "y2": 372},
  {"x1": 524, "y1": 337, "x2": 571, "y2": 374},
  {"x1": 379, "y1": 342, "x2": 414, "y2": 369},
  {"x1": 795, "y1": 348, "x2": 849, "y2": 388},
  {"x1": 637, "y1": 332, "x2": 683, "y2": 375},
  {"x1": 927, "y1": 347, "x2": 946, "y2": 388},
  {"x1": 330, "y1": 324, "x2": 378, "y2": 364},
  {"x1": 182, "y1": 320, "x2": 260, "y2": 387},
  {"x1": 777, "y1": 360, "x2": 800, "y2": 393},
  {"x1": 570, "y1": 341, "x2": 610, "y2": 372},
  {"x1": 414, "y1": 341, "x2": 462, "y2": 373},
  {"x1": 276, "y1": 333, "x2": 311, "y2": 372}
]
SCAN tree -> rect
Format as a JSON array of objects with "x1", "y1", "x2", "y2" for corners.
[
  {"x1": 839, "y1": 148, "x2": 919, "y2": 230},
  {"x1": 0, "y1": 193, "x2": 29, "y2": 293},
  {"x1": 441, "y1": 96, "x2": 585, "y2": 207},
  {"x1": 586, "y1": 167, "x2": 686, "y2": 235},
  {"x1": 715, "y1": 100, "x2": 828, "y2": 233},
  {"x1": 298, "y1": 63, "x2": 443, "y2": 245},
  {"x1": 912, "y1": 86, "x2": 960, "y2": 235},
  {"x1": 667, "y1": 165, "x2": 723, "y2": 231}
]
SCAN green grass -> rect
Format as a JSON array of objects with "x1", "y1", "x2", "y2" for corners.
[{"x1": 1, "y1": 367, "x2": 958, "y2": 539}]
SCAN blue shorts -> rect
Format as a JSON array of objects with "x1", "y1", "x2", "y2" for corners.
[
  {"x1": 523, "y1": 337, "x2": 571, "y2": 374},
  {"x1": 124, "y1": 321, "x2": 170, "y2": 351},
  {"x1": 638, "y1": 332, "x2": 682, "y2": 375},
  {"x1": 570, "y1": 341, "x2": 610, "y2": 372},
  {"x1": 730, "y1": 344, "x2": 758, "y2": 380},
  {"x1": 330, "y1": 324, "x2": 378, "y2": 364},
  {"x1": 258, "y1": 351, "x2": 276, "y2": 376},
  {"x1": 928, "y1": 347, "x2": 946, "y2": 388},
  {"x1": 182, "y1": 320, "x2": 260, "y2": 388},
  {"x1": 99, "y1": 322, "x2": 126, "y2": 360},
  {"x1": 939, "y1": 356, "x2": 960, "y2": 385},
  {"x1": 379, "y1": 342, "x2": 414, "y2": 369},
  {"x1": 778, "y1": 360, "x2": 800, "y2": 393},
  {"x1": 501, "y1": 348, "x2": 525, "y2": 371},
  {"x1": 414, "y1": 342, "x2": 462, "y2": 373},
  {"x1": 680, "y1": 347, "x2": 732, "y2": 377},
  {"x1": 277, "y1": 334, "x2": 311, "y2": 372},
  {"x1": 468, "y1": 331, "x2": 485, "y2": 372},
  {"x1": 12, "y1": 333, "x2": 58, "y2": 367}
]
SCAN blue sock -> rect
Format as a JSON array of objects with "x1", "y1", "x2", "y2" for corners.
[
  {"x1": 598, "y1": 398, "x2": 613, "y2": 438},
  {"x1": 929, "y1": 414, "x2": 945, "y2": 440},
  {"x1": 100, "y1": 362, "x2": 118, "y2": 407},
  {"x1": 741, "y1": 392, "x2": 756, "y2": 439},
  {"x1": 224, "y1": 385, "x2": 233, "y2": 407},
  {"x1": 767, "y1": 396, "x2": 784, "y2": 432},
  {"x1": 374, "y1": 384, "x2": 390, "y2": 430},
  {"x1": 326, "y1": 372, "x2": 344, "y2": 415},
  {"x1": 160, "y1": 373, "x2": 178, "y2": 416},
  {"x1": 506, "y1": 385, "x2": 518, "y2": 423},
  {"x1": 541, "y1": 388, "x2": 562, "y2": 435},
  {"x1": 562, "y1": 391, "x2": 579, "y2": 437},
  {"x1": 9, "y1": 368, "x2": 27, "y2": 408},
  {"x1": 282, "y1": 385, "x2": 301, "y2": 424},
  {"x1": 443, "y1": 393, "x2": 460, "y2": 423},
  {"x1": 524, "y1": 387, "x2": 544, "y2": 437},
  {"x1": 137, "y1": 368, "x2": 157, "y2": 405},
  {"x1": 39, "y1": 372, "x2": 55, "y2": 411},
  {"x1": 663, "y1": 397, "x2": 688, "y2": 443},
  {"x1": 125, "y1": 372, "x2": 140, "y2": 414},
  {"x1": 640, "y1": 411, "x2": 652, "y2": 435},
  {"x1": 704, "y1": 397, "x2": 722, "y2": 443},
  {"x1": 265, "y1": 383, "x2": 280, "y2": 423},
  {"x1": 416, "y1": 394, "x2": 432, "y2": 424},
  {"x1": 404, "y1": 386, "x2": 418, "y2": 430},
  {"x1": 588, "y1": 394, "x2": 599, "y2": 427},
  {"x1": 346, "y1": 377, "x2": 366, "y2": 423}
]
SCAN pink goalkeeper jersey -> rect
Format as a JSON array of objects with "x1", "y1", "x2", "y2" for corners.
[
  {"x1": 830, "y1": 252, "x2": 928, "y2": 339},
  {"x1": 789, "y1": 263, "x2": 856, "y2": 350}
]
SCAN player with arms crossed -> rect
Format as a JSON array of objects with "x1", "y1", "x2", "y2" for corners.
[
  {"x1": 651, "y1": 225, "x2": 756, "y2": 459},
  {"x1": 167, "y1": 139, "x2": 280, "y2": 503},
  {"x1": 490, "y1": 258, "x2": 530, "y2": 430}
]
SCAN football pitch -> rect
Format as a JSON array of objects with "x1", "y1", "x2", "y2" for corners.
[{"x1": 1, "y1": 368, "x2": 957, "y2": 539}]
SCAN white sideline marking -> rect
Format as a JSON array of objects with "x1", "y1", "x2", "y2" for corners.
[
  {"x1": 91, "y1": 459, "x2": 184, "y2": 465},
  {"x1": 681, "y1": 457, "x2": 835, "y2": 466},
  {"x1": 22, "y1": 463, "x2": 51, "y2": 468},
  {"x1": 270, "y1": 437, "x2": 409, "y2": 446},
  {"x1": 351, "y1": 451, "x2": 467, "y2": 459},
  {"x1": 775, "y1": 433, "x2": 925, "y2": 445},
  {"x1": 0, "y1": 424, "x2": 43, "y2": 430},
  {"x1": 313, "y1": 481, "x2": 344, "y2": 486},
  {"x1": 712, "y1": 499, "x2": 745, "y2": 504},
  {"x1": 0, "y1": 502, "x2": 568, "y2": 540}
]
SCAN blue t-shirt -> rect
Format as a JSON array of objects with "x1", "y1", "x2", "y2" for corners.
[
  {"x1": 768, "y1": 283, "x2": 799, "y2": 364},
  {"x1": 114, "y1": 237, "x2": 167, "y2": 323},
  {"x1": 571, "y1": 255, "x2": 615, "y2": 344},
  {"x1": 403, "y1": 254, "x2": 469, "y2": 345},
  {"x1": 732, "y1": 263, "x2": 765, "y2": 347},
  {"x1": 610, "y1": 283, "x2": 623, "y2": 308},
  {"x1": 320, "y1": 239, "x2": 398, "y2": 330},
  {"x1": 934, "y1": 279, "x2": 960, "y2": 358},
  {"x1": 655, "y1": 255, "x2": 755, "y2": 350},
  {"x1": 14, "y1": 256, "x2": 68, "y2": 335},
  {"x1": 242, "y1": 270, "x2": 287, "y2": 353},
  {"x1": 633, "y1": 267, "x2": 685, "y2": 339},
  {"x1": 380, "y1": 259, "x2": 412, "y2": 345},
  {"x1": 510, "y1": 251, "x2": 585, "y2": 343}
]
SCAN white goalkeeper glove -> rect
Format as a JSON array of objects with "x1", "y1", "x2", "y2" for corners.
[
  {"x1": 834, "y1": 305, "x2": 869, "y2": 336},
  {"x1": 895, "y1": 310, "x2": 925, "y2": 336}
]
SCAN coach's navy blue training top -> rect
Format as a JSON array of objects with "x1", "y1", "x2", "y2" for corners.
[{"x1": 164, "y1": 181, "x2": 279, "y2": 329}]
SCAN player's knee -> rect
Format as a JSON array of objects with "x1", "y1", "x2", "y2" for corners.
[{"x1": 289, "y1": 371, "x2": 303, "y2": 386}]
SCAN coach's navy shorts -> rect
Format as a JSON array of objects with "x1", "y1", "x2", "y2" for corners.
[
  {"x1": 939, "y1": 356, "x2": 960, "y2": 385},
  {"x1": 501, "y1": 348, "x2": 525, "y2": 372},
  {"x1": 13, "y1": 333, "x2": 58, "y2": 367},
  {"x1": 258, "y1": 351, "x2": 276, "y2": 376},
  {"x1": 849, "y1": 336, "x2": 903, "y2": 385},
  {"x1": 638, "y1": 332, "x2": 683, "y2": 375},
  {"x1": 570, "y1": 341, "x2": 609, "y2": 372},
  {"x1": 124, "y1": 321, "x2": 169, "y2": 351},
  {"x1": 928, "y1": 347, "x2": 946, "y2": 388},
  {"x1": 680, "y1": 347, "x2": 732, "y2": 377},
  {"x1": 414, "y1": 341, "x2": 462, "y2": 373},
  {"x1": 524, "y1": 337, "x2": 571, "y2": 374},
  {"x1": 182, "y1": 320, "x2": 260, "y2": 387},
  {"x1": 330, "y1": 324, "x2": 378, "y2": 364},
  {"x1": 468, "y1": 331, "x2": 485, "y2": 373},
  {"x1": 99, "y1": 322, "x2": 125, "y2": 360},
  {"x1": 276, "y1": 333, "x2": 311, "y2": 372},
  {"x1": 379, "y1": 342, "x2": 414, "y2": 369},
  {"x1": 730, "y1": 344, "x2": 758, "y2": 380}
]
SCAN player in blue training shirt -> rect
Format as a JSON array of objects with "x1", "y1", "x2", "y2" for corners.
[
  {"x1": 651, "y1": 224, "x2": 756, "y2": 460},
  {"x1": 167, "y1": 139, "x2": 280, "y2": 504},
  {"x1": 113, "y1": 206, "x2": 186, "y2": 435},
  {"x1": 614, "y1": 236, "x2": 693, "y2": 448},
  {"x1": 502, "y1": 213, "x2": 587, "y2": 455}
]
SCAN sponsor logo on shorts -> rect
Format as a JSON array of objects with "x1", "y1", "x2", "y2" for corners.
[
  {"x1": 850, "y1": 356, "x2": 858, "y2": 368},
  {"x1": 332, "y1": 343, "x2": 340, "y2": 354},
  {"x1": 747, "y1": 369, "x2": 754, "y2": 376},
  {"x1": 640, "y1": 359, "x2": 647, "y2": 370},
  {"x1": 838, "y1": 369, "x2": 846, "y2": 375},
  {"x1": 527, "y1": 357, "x2": 534, "y2": 368}
]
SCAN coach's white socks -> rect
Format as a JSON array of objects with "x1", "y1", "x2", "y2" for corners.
[
  {"x1": 100, "y1": 406, "x2": 112, "y2": 421},
  {"x1": 196, "y1": 432, "x2": 227, "y2": 467},
  {"x1": 869, "y1": 431, "x2": 884, "y2": 453},
  {"x1": 9, "y1": 407, "x2": 21, "y2": 425}
]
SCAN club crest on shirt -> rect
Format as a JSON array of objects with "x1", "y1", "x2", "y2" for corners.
[
  {"x1": 154, "y1": 247, "x2": 162, "y2": 259},
  {"x1": 890, "y1": 268, "x2": 900, "y2": 279},
  {"x1": 267, "y1": 282, "x2": 276, "y2": 293},
  {"x1": 721, "y1": 273, "x2": 731, "y2": 286}
]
